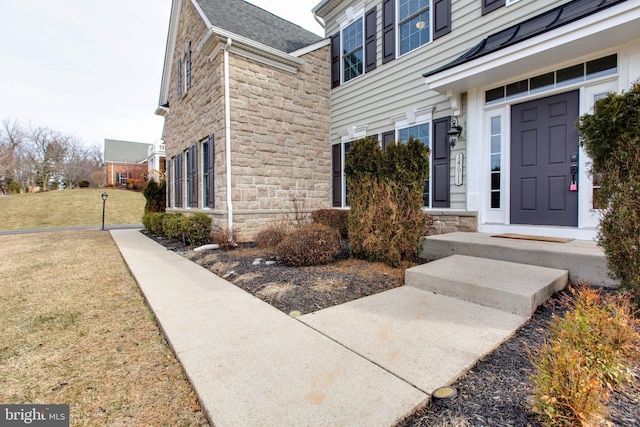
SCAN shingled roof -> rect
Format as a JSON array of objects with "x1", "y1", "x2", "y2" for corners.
[{"x1": 195, "y1": 0, "x2": 323, "y2": 53}]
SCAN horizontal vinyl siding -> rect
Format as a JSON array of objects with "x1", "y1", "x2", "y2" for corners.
[{"x1": 326, "y1": 0, "x2": 569, "y2": 210}]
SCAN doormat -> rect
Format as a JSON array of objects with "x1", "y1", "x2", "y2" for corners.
[{"x1": 491, "y1": 233, "x2": 574, "y2": 243}]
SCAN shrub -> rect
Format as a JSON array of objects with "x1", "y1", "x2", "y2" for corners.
[
  {"x1": 211, "y1": 226, "x2": 238, "y2": 250},
  {"x1": 142, "y1": 212, "x2": 165, "y2": 235},
  {"x1": 163, "y1": 213, "x2": 185, "y2": 242},
  {"x1": 8, "y1": 181, "x2": 21, "y2": 194},
  {"x1": 183, "y1": 213, "x2": 212, "y2": 246},
  {"x1": 78, "y1": 180, "x2": 90, "y2": 188},
  {"x1": 311, "y1": 209, "x2": 348, "y2": 239},
  {"x1": 126, "y1": 178, "x2": 146, "y2": 191},
  {"x1": 531, "y1": 286, "x2": 640, "y2": 426},
  {"x1": 143, "y1": 179, "x2": 166, "y2": 213},
  {"x1": 256, "y1": 222, "x2": 290, "y2": 249},
  {"x1": 345, "y1": 137, "x2": 429, "y2": 267},
  {"x1": 577, "y1": 83, "x2": 640, "y2": 307},
  {"x1": 276, "y1": 223, "x2": 340, "y2": 267}
]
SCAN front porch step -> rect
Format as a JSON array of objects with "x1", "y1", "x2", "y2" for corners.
[
  {"x1": 406, "y1": 255, "x2": 568, "y2": 317},
  {"x1": 421, "y1": 232, "x2": 616, "y2": 287}
]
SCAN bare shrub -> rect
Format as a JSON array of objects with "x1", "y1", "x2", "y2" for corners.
[
  {"x1": 211, "y1": 226, "x2": 238, "y2": 250},
  {"x1": 256, "y1": 222, "x2": 291, "y2": 249},
  {"x1": 311, "y1": 209, "x2": 348, "y2": 239},
  {"x1": 276, "y1": 223, "x2": 340, "y2": 267}
]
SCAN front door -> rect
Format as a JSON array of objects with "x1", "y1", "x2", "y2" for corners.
[{"x1": 510, "y1": 91, "x2": 579, "y2": 226}]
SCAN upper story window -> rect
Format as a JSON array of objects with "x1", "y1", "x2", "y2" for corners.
[
  {"x1": 185, "y1": 41, "x2": 192, "y2": 91},
  {"x1": 342, "y1": 17, "x2": 364, "y2": 83},
  {"x1": 177, "y1": 58, "x2": 183, "y2": 98},
  {"x1": 399, "y1": 0, "x2": 431, "y2": 55}
]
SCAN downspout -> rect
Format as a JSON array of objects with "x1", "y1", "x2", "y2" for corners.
[{"x1": 223, "y1": 37, "x2": 234, "y2": 240}]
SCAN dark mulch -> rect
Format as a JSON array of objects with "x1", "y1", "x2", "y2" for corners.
[{"x1": 142, "y1": 231, "x2": 640, "y2": 426}]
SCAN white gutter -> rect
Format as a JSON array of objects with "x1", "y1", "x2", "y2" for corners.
[
  {"x1": 313, "y1": 11, "x2": 326, "y2": 30},
  {"x1": 223, "y1": 38, "x2": 234, "y2": 241}
]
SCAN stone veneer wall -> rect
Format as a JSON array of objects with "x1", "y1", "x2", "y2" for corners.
[
  {"x1": 161, "y1": 0, "x2": 331, "y2": 242},
  {"x1": 425, "y1": 211, "x2": 478, "y2": 236}
]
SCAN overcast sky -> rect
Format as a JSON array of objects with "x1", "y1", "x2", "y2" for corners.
[{"x1": 0, "y1": 0, "x2": 324, "y2": 150}]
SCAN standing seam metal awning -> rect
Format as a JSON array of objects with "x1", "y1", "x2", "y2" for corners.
[{"x1": 423, "y1": 0, "x2": 639, "y2": 95}]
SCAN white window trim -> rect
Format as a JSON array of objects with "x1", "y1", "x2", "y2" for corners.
[
  {"x1": 397, "y1": 0, "x2": 433, "y2": 58},
  {"x1": 339, "y1": 124, "x2": 368, "y2": 143}
]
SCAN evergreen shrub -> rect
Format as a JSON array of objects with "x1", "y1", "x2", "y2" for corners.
[
  {"x1": 183, "y1": 213, "x2": 212, "y2": 246},
  {"x1": 345, "y1": 136, "x2": 429, "y2": 267},
  {"x1": 143, "y1": 179, "x2": 166, "y2": 213},
  {"x1": 78, "y1": 180, "x2": 90, "y2": 188},
  {"x1": 276, "y1": 223, "x2": 340, "y2": 267},
  {"x1": 577, "y1": 83, "x2": 640, "y2": 306},
  {"x1": 162, "y1": 213, "x2": 185, "y2": 241}
]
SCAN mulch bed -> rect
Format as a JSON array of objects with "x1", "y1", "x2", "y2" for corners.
[{"x1": 142, "y1": 231, "x2": 639, "y2": 426}]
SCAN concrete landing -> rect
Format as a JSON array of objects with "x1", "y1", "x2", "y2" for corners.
[
  {"x1": 422, "y1": 232, "x2": 616, "y2": 287},
  {"x1": 406, "y1": 255, "x2": 568, "y2": 317}
]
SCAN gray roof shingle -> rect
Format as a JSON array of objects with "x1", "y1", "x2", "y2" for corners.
[
  {"x1": 195, "y1": 0, "x2": 323, "y2": 53},
  {"x1": 104, "y1": 139, "x2": 150, "y2": 163}
]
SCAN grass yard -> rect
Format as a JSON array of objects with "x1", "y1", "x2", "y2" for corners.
[
  {"x1": 0, "y1": 231, "x2": 209, "y2": 426},
  {"x1": 0, "y1": 189, "x2": 145, "y2": 230}
]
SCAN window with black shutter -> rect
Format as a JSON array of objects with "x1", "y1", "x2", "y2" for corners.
[{"x1": 481, "y1": 0, "x2": 505, "y2": 15}]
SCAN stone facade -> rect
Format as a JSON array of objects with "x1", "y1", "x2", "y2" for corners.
[
  {"x1": 162, "y1": 0, "x2": 331, "y2": 241},
  {"x1": 425, "y1": 211, "x2": 478, "y2": 236}
]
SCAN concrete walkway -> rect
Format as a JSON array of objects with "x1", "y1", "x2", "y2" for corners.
[{"x1": 111, "y1": 229, "x2": 529, "y2": 427}]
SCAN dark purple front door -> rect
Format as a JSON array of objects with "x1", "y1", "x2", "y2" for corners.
[{"x1": 510, "y1": 91, "x2": 579, "y2": 227}]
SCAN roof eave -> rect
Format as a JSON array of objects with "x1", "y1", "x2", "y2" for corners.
[{"x1": 198, "y1": 26, "x2": 305, "y2": 72}]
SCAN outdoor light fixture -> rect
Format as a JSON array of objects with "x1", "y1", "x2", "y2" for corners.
[
  {"x1": 448, "y1": 116, "x2": 463, "y2": 148},
  {"x1": 101, "y1": 192, "x2": 108, "y2": 231}
]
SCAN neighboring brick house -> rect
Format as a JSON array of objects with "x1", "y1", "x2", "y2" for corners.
[
  {"x1": 314, "y1": 0, "x2": 640, "y2": 240},
  {"x1": 156, "y1": 0, "x2": 331, "y2": 241},
  {"x1": 104, "y1": 139, "x2": 151, "y2": 187}
]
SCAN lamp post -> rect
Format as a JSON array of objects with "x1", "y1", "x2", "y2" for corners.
[{"x1": 101, "y1": 192, "x2": 108, "y2": 231}]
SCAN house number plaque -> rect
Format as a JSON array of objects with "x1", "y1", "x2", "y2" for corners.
[{"x1": 454, "y1": 152, "x2": 464, "y2": 186}]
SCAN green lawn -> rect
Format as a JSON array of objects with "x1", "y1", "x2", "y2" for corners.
[{"x1": 0, "y1": 189, "x2": 145, "y2": 230}]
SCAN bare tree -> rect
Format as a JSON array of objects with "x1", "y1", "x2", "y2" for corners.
[
  {"x1": 62, "y1": 140, "x2": 104, "y2": 188},
  {"x1": 26, "y1": 123, "x2": 69, "y2": 190},
  {"x1": 0, "y1": 119, "x2": 24, "y2": 191}
]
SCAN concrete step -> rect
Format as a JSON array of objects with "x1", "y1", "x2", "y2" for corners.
[
  {"x1": 406, "y1": 255, "x2": 568, "y2": 317},
  {"x1": 421, "y1": 232, "x2": 616, "y2": 287}
]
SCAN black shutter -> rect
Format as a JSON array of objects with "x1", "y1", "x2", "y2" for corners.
[
  {"x1": 382, "y1": 0, "x2": 396, "y2": 64},
  {"x1": 382, "y1": 130, "x2": 395, "y2": 152},
  {"x1": 208, "y1": 134, "x2": 215, "y2": 208},
  {"x1": 189, "y1": 144, "x2": 198, "y2": 207},
  {"x1": 186, "y1": 41, "x2": 192, "y2": 90},
  {"x1": 432, "y1": 117, "x2": 450, "y2": 208},
  {"x1": 365, "y1": 7, "x2": 377, "y2": 72},
  {"x1": 482, "y1": 0, "x2": 505, "y2": 15},
  {"x1": 177, "y1": 58, "x2": 182, "y2": 98},
  {"x1": 332, "y1": 144, "x2": 342, "y2": 207},
  {"x1": 331, "y1": 33, "x2": 341, "y2": 88},
  {"x1": 433, "y1": 0, "x2": 451, "y2": 40},
  {"x1": 175, "y1": 154, "x2": 183, "y2": 208},
  {"x1": 166, "y1": 161, "x2": 171, "y2": 207}
]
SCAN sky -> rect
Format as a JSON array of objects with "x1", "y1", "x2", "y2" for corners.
[{"x1": 0, "y1": 0, "x2": 324, "y2": 150}]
